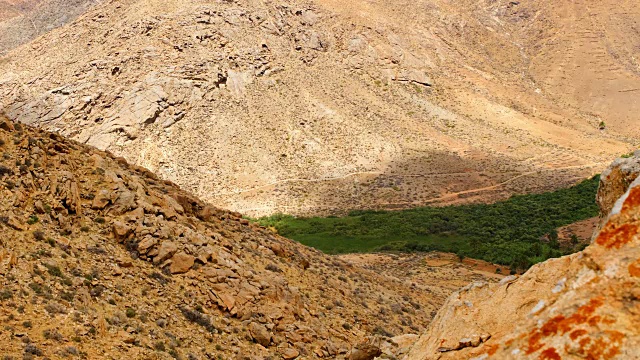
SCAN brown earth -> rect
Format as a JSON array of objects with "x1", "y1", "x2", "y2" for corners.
[
  {"x1": 0, "y1": 0, "x2": 637, "y2": 216},
  {"x1": 0, "y1": 114, "x2": 504, "y2": 359},
  {"x1": 405, "y1": 154, "x2": 640, "y2": 360}
]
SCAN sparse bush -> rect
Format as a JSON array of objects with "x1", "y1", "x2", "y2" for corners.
[
  {"x1": 0, "y1": 165, "x2": 11, "y2": 177},
  {"x1": 61, "y1": 346, "x2": 79, "y2": 356},
  {"x1": 22, "y1": 321, "x2": 32, "y2": 328},
  {"x1": 27, "y1": 215, "x2": 39, "y2": 225},
  {"x1": 150, "y1": 272, "x2": 169, "y2": 285},
  {"x1": 33, "y1": 230, "x2": 45, "y2": 241},
  {"x1": 372, "y1": 325, "x2": 394, "y2": 338},
  {"x1": 180, "y1": 307, "x2": 216, "y2": 333},
  {"x1": 154, "y1": 341, "x2": 166, "y2": 351},
  {"x1": 44, "y1": 302, "x2": 67, "y2": 315},
  {"x1": 24, "y1": 343, "x2": 42, "y2": 356},
  {"x1": 46, "y1": 264, "x2": 63, "y2": 277},
  {"x1": 265, "y1": 263, "x2": 282, "y2": 273},
  {"x1": 126, "y1": 308, "x2": 136, "y2": 318},
  {"x1": 0, "y1": 289, "x2": 12, "y2": 300},
  {"x1": 43, "y1": 328, "x2": 64, "y2": 341}
]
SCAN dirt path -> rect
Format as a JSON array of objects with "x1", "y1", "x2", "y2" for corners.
[{"x1": 232, "y1": 162, "x2": 604, "y2": 213}]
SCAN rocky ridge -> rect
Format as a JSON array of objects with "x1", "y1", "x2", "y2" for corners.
[
  {"x1": 0, "y1": 113, "x2": 502, "y2": 359},
  {"x1": 404, "y1": 154, "x2": 640, "y2": 359}
]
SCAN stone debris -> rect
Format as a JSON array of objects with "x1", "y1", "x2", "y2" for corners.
[{"x1": 0, "y1": 114, "x2": 497, "y2": 358}]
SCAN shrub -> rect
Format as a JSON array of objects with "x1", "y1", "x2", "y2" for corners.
[
  {"x1": 27, "y1": 215, "x2": 39, "y2": 225},
  {"x1": 265, "y1": 263, "x2": 282, "y2": 273},
  {"x1": 43, "y1": 328, "x2": 64, "y2": 341},
  {"x1": 33, "y1": 231, "x2": 45, "y2": 241},
  {"x1": 180, "y1": 307, "x2": 216, "y2": 333},
  {"x1": 126, "y1": 308, "x2": 136, "y2": 318},
  {"x1": 24, "y1": 344, "x2": 42, "y2": 356},
  {"x1": 46, "y1": 264, "x2": 63, "y2": 277},
  {"x1": 0, "y1": 289, "x2": 12, "y2": 300}
]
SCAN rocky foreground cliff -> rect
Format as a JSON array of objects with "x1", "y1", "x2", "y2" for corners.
[
  {"x1": 0, "y1": 113, "x2": 506, "y2": 359},
  {"x1": 405, "y1": 153, "x2": 640, "y2": 359}
]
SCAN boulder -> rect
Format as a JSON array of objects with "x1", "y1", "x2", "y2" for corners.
[
  {"x1": 154, "y1": 241, "x2": 177, "y2": 264},
  {"x1": 169, "y1": 252, "x2": 194, "y2": 274},
  {"x1": 249, "y1": 322, "x2": 271, "y2": 347},
  {"x1": 112, "y1": 221, "x2": 131, "y2": 242},
  {"x1": 91, "y1": 189, "x2": 111, "y2": 209},
  {"x1": 349, "y1": 343, "x2": 382, "y2": 360},
  {"x1": 282, "y1": 347, "x2": 299, "y2": 359}
]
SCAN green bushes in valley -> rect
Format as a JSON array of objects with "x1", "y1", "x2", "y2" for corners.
[{"x1": 255, "y1": 176, "x2": 600, "y2": 270}]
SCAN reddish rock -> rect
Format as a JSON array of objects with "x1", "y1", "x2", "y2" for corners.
[{"x1": 169, "y1": 252, "x2": 194, "y2": 274}]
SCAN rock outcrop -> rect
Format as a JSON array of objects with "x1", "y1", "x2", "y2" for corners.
[
  {"x1": 405, "y1": 154, "x2": 640, "y2": 359},
  {"x1": 0, "y1": 114, "x2": 501, "y2": 358}
]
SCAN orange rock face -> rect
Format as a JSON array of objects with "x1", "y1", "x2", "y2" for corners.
[{"x1": 406, "y1": 155, "x2": 640, "y2": 360}]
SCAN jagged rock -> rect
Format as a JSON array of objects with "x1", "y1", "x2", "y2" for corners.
[
  {"x1": 405, "y1": 154, "x2": 640, "y2": 359},
  {"x1": 154, "y1": 241, "x2": 177, "y2": 264},
  {"x1": 92, "y1": 189, "x2": 111, "y2": 209},
  {"x1": 249, "y1": 322, "x2": 272, "y2": 347},
  {"x1": 34, "y1": 200, "x2": 46, "y2": 214},
  {"x1": 349, "y1": 343, "x2": 382, "y2": 360},
  {"x1": 169, "y1": 252, "x2": 194, "y2": 274},
  {"x1": 112, "y1": 221, "x2": 132, "y2": 241},
  {"x1": 6, "y1": 215, "x2": 25, "y2": 231},
  {"x1": 137, "y1": 236, "x2": 157, "y2": 253}
]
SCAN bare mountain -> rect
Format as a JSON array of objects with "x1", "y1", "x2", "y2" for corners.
[
  {"x1": 0, "y1": 0, "x2": 100, "y2": 55},
  {"x1": 0, "y1": 0, "x2": 638, "y2": 216}
]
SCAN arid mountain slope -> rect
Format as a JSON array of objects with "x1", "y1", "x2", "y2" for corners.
[
  {"x1": 405, "y1": 153, "x2": 640, "y2": 360},
  {"x1": 0, "y1": 114, "x2": 502, "y2": 359},
  {"x1": 0, "y1": 0, "x2": 638, "y2": 216},
  {"x1": 0, "y1": 0, "x2": 99, "y2": 55}
]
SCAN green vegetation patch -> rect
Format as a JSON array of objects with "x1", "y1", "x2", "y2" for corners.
[{"x1": 255, "y1": 176, "x2": 600, "y2": 270}]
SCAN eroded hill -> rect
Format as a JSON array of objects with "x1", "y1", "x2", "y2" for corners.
[{"x1": 0, "y1": 0, "x2": 637, "y2": 216}]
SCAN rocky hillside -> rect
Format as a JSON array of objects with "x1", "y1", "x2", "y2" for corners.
[
  {"x1": 0, "y1": 0, "x2": 99, "y2": 55},
  {"x1": 404, "y1": 154, "x2": 640, "y2": 359},
  {"x1": 0, "y1": 0, "x2": 637, "y2": 216},
  {"x1": 0, "y1": 113, "x2": 503, "y2": 359}
]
